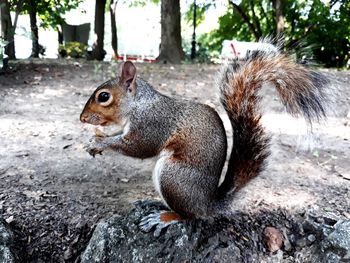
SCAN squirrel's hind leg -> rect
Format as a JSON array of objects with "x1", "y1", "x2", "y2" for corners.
[
  {"x1": 139, "y1": 152, "x2": 186, "y2": 237},
  {"x1": 142, "y1": 151, "x2": 218, "y2": 236}
]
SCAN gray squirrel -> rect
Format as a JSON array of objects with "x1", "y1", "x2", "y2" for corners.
[{"x1": 80, "y1": 44, "x2": 330, "y2": 231}]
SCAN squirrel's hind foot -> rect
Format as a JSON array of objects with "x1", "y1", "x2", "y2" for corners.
[{"x1": 139, "y1": 211, "x2": 182, "y2": 237}]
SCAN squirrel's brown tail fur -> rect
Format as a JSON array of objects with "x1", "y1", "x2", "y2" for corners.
[{"x1": 217, "y1": 45, "x2": 330, "y2": 195}]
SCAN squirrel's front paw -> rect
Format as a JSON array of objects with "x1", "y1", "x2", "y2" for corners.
[
  {"x1": 85, "y1": 140, "x2": 106, "y2": 157},
  {"x1": 86, "y1": 146, "x2": 103, "y2": 157}
]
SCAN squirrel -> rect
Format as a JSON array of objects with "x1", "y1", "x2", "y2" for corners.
[{"x1": 80, "y1": 44, "x2": 330, "y2": 232}]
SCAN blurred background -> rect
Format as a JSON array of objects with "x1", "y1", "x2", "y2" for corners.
[{"x1": 1, "y1": 0, "x2": 349, "y2": 68}]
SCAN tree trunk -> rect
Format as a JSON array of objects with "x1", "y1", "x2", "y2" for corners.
[
  {"x1": 249, "y1": 0, "x2": 262, "y2": 38},
  {"x1": 0, "y1": 0, "x2": 16, "y2": 59},
  {"x1": 157, "y1": 0, "x2": 185, "y2": 64},
  {"x1": 272, "y1": 0, "x2": 284, "y2": 35},
  {"x1": 57, "y1": 24, "x2": 63, "y2": 45},
  {"x1": 29, "y1": 0, "x2": 39, "y2": 58},
  {"x1": 110, "y1": 0, "x2": 118, "y2": 59},
  {"x1": 257, "y1": 1, "x2": 273, "y2": 32},
  {"x1": 91, "y1": 0, "x2": 106, "y2": 60}
]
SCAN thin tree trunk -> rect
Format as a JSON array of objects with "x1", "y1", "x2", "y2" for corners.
[
  {"x1": 272, "y1": 0, "x2": 284, "y2": 35},
  {"x1": 249, "y1": 0, "x2": 262, "y2": 37},
  {"x1": 157, "y1": 0, "x2": 185, "y2": 64},
  {"x1": 29, "y1": 0, "x2": 39, "y2": 57},
  {"x1": 91, "y1": 0, "x2": 106, "y2": 60},
  {"x1": 229, "y1": 1, "x2": 260, "y2": 41},
  {"x1": 0, "y1": 0, "x2": 16, "y2": 59},
  {"x1": 57, "y1": 24, "x2": 63, "y2": 45},
  {"x1": 110, "y1": 0, "x2": 118, "y2": 59},
  {"x1": 257, "y1": 1, "x2": 273, "y2": 32},
  {"x1": 12, "y1": 0, "x2": 24, "y2": 30}
]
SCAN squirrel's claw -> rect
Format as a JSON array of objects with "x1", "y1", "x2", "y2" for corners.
[
  {"x1": 85, "y1": 138, "x2": 107, "y2": 157},
  {"x1": 139, "y1": 211, "x2": 180, "y2": 237},
  {"x1": 85, "y1": 146, "x2": 103, "y2": 158}
]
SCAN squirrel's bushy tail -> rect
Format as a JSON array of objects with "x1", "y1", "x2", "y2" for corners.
[{"x1": 217, "y1": 44, "x2": 330, "y2": 195}]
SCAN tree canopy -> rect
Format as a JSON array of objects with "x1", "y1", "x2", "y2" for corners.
[{"x1": 198, "y1": 0, "x2": 350, "y2": 67}]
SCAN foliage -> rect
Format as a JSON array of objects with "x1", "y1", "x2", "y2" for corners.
[
  {"x1": 296, "y1": 0, "x2": 350, "y2": 67},
  {"x1": 38, "y1": 0, "x2": 83, "y2": 29},
  {"x1": 0, "y1": 39, "x2": 9, "y2": 50},
  {"x1": 184, "y1": 1, "x2": 212, "y2": 27},
  {"x1": 9, "y1": 0, "x2": 82, "y2": 29},
  {"x1": 129, "y1": 0, "x2": 160, "y2": 7},
  {"x1": 58, "y1": 41, "x2": 87, "y2": 58},
  {"x1": 105, "y1": 0, "x2": 116, "y2": 12},
  {"x1": 199, "y1": 0, "x2": 350, "y2": 67},
  {"x1": 182, "y1": 37, "x2": 214, "y2": 63}
]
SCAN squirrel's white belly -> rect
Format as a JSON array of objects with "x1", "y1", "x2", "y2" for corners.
[{"x1": 152, "y1": 150, "x2": 172, "y2": 208}]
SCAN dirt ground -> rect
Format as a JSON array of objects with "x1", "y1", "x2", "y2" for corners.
[{"x1": 0, "y1": 59, "x2": 349, "y2": 262}]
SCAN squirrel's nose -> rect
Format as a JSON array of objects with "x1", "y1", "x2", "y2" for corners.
[{"x1": 80, "y1": 113, "x2": 88, "y2": 123}]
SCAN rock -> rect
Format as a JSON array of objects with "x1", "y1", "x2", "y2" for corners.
[
  {"x1": 0, "y1": 219, "x2": 16, "y2": 263},
  {"x1": 293, "y1": 245, "x2": 322, "y2": 263},
  {"x1": 321, "y1": 220, "x2": 350, "y2": 261},
  {"x1": 296, "y1": 236, "x2": 317, "y2": 248},
  {"x1": 307, "y1": 234, "x2": 316, "y2": 243},
  {"x1": 81, "y1": 200, "x2": 276, "y2": 263},
  {"x1": 81, "y1": 201, "x2": 350, "y2": 263},
  {"x1": 212, "y1": 244, "x2": 241, "y2": 263},
  {"x1": 296, "y1": 237, "x2": 308, "y2": 248},
  {"x1": 263, "y1": 227, "x2": 284, "y2": 252},
  {"x1": 300, "y1": 218, "x2": 350, "y2": 262},
  {"x1": 323, "y1": 252, "x2": 342, "y2": 263},
  {"x1": 281, "y1": 228, "x2": 292, "y2": 252},
  {"x1": 264, "y1": 250, "x2": 284, "y2": 263}
]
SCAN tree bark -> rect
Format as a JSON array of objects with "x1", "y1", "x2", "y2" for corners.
[
  {"x1": 257, "y1": 1, "x2": 273, "y2": 31},
  {"x1": 28, "y1": 0, "x2": 39, "y2": 58},
  {"x1": 0, "y1": 0, "x2": 16, "y2": 59},
  {"x1": 157, "y1": 0, "x2": 185, "y2": 64},
  {"x1": 91, "y1": 0, "x2": 106, "y2": 60},
  {"x1": 57, "y1": 24, "x2": 63, "y2": 45},
  {"x1": 229, "y1": 1, "x2": 261, "y2": 41},
  {"x1": 110, "y1": 0, "x2": 118, "y2": 59},
  {"x1": 272, "y1": 0, "x2": 284, "y2": 35},
  {"x1": 249, "y1": 0, "x2": 262, "y2": 38}
]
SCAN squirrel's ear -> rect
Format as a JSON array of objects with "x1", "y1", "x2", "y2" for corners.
[{"x1": 120, "y1": 61, "x2": 137, "y2": 94}]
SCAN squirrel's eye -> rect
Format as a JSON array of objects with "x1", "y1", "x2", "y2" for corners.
[{"x1": 98, "y1": 92, "x2": 110, "y2": 103}]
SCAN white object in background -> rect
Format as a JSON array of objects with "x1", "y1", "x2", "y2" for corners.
[{"x1": 221, "y1": 40, "x2": 277, "y2": 60}]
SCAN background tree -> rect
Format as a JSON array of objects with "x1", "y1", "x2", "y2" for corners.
[
  {"x1": 272, "y1": 0, "x2": 284, "y2": 35},
  {"x1": 228, "y1": 0, "x2": 265, "y2": 41},
  {"x1": 34, "y1": 0, "x2": 82, "y2": 50},
  {"x1": 91, "y1": 0, "x2": 106, "y2": 60},
  {"x1": 199, "y1": 0, "x2": 350, "y2": 67},
  {"x1": 298, "y1": 0, "x2": 349, "y2": 67},
  {"x1": 28, "y1": 0, "x2": 39, "y2": 57},
  {"x1": 157, "y1": 0, "x2": 185, "y2": 64},
  {"x1": 0, "y1": 0, "x2": 24, "y2": 59},
  {"x1": 0, "y1": 0, "x2": 81, "y2": 59},
  {"x1": 109, "y1": 0, "x2": 118, "y2": 59},
  {"x1": 1, "y1": 0, "x2": 14, "y2": 58}
]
